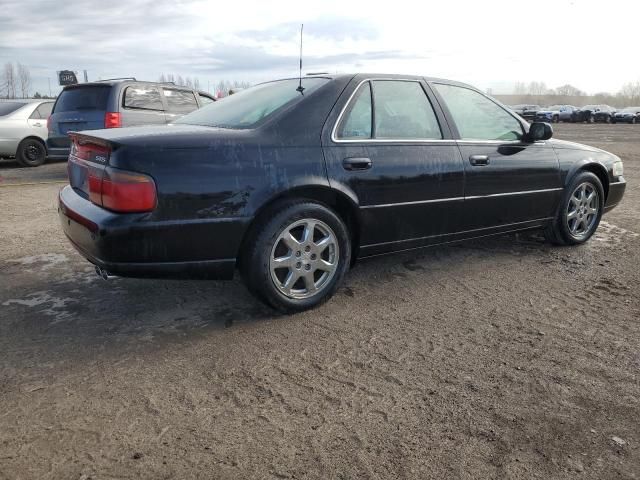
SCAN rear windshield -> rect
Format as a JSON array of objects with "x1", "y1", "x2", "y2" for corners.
[
  {"x1": 54, "y1": 86, "x2": 111, "y2": 113},
  {"x1": 176, "y1": 78, "x2": 329, "y2": 129},
  {"x1": 0, "y1": 102, "x2": 27, "y2": 116}
]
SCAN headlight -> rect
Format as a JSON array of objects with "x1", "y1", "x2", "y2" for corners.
[{"x1": 613, "y1": 161, "x2": 624, "y2": 177}]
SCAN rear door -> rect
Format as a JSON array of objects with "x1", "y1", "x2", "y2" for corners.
[
  {"x1": 161, "y1": 88, "x2": 200, "y2": 123},
  {"x1": 322, "y1": 78, "x2": 465, "y2": 253},
  {"x1": 27, "y1": 102, "x2": 53, "y2": 139},
  {"x1": 120, "y1": 84, "x2": 166, "y2": 126},
  {"x1": 431, "y1": 82, "x2": 561, "y2": 230},
  {"x1": 49, "y1": 85, "x2": 112, "y2": 149}
]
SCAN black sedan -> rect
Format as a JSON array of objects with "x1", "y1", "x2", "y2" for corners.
[
  {"x1": 59, "y1": 74, "x2": 626, "y2": 311},
  {"x1": 613, "y1": 107, "x2": 640, "y2": 124}
]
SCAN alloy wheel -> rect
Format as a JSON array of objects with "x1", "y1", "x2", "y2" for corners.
[
  {"x1": 24, "y1": 143, "x2": 43, "y2": 162},
  {"x1": 269, "y1": 218, "x2": 339, "y2": 299},
  {"x1": 566, "y1": 182, "x2": 599, "y2": 240}
]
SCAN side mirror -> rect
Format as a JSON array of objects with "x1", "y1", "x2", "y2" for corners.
[{"x1": 526, "y1": 122, "x2": 553, "y2": 142}]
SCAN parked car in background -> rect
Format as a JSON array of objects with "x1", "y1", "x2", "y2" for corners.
[
  {"x1": 0, "y1": 100, "x2": 54, "y2": 167},
  {"x1": 47, "y1": 79, "x2": 215, "y2": 163},
  {"x1": 520, "y1": 105, "x2": 540, "y2": 122},
  {"x1": 572, "y1": 105, "x2": 615, "y2": 123},
  {"x1": 58, "y1": 73, "x2": 625, "y2": 312},
  {"x1": 594, "y1": 105, "x2": 616, "y2": 123},
  {"x1": 613, "y1": 106, "x2": 640, "y2": 124},
  {"x1": 535, "y1": 105, "x2": 576, "y2": 123}
]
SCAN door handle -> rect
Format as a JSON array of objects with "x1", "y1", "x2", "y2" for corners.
[
  {"x1": 342, "y1": 157, "x2": 372, "y2": 171},
  {"x1": 33, "y1": 123, "x2": 42, "y2": 127},
  {"x1": 469, "y1": 154, "x2": 489, "y2": 166}
]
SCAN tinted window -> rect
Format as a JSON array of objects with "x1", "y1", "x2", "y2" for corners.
[
  {"x1": 123, "y1": 86, "x2": 163, "y2": 110},
  {"x1": 163, "y1": 89, "x2": 198, "y2": 114},
  {"x1": 435, "y1": 84, "x2": 523, "y2": 141},
  {"x1": 198, "y1": 94, "x2": 215, "y2": 105},
  {"x1": 373, "y1": 81, "x2": 442, "y2": 139},
  {"x1": 54, "y1": 86, "x2": 110, "y2": 113},
  {"x1": 336, "y1": 82, "x2": 372, "y2": 139},
  {"x1": 0, "y1": 102, "x2": 26, "y2": 116},
  {"x1": 177, "y1": 78, "x2": 329, "y2": 129}
]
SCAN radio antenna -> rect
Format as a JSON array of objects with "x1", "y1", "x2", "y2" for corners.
[{"x1": 296, "y1": 24, "x2": 304, "y2": 94}]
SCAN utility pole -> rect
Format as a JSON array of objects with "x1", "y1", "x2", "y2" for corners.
[
  {"x1": 47, "y1": 77, "x2": 51, "y2": 97},
  {"x1": 83, "y1": 70, "x2": 88, "y2": 82}
]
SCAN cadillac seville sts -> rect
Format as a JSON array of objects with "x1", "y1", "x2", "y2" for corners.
[{"x1": 58, "y1": 74, "x2": 626, "y2": 311}]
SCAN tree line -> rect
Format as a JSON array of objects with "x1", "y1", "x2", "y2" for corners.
[
  {"x1": 158, "y1": 74, "x2": 251, "y2": 97},
  {"x1": 1, "y1": 62, "x2": 32, "y2": 98},
  {"x1": 512, "y1": 80, "x2": 640, "y2": 107}
]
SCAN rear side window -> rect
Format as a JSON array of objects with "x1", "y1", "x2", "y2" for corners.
[
  {"x1": 30, "y1": 103, "x2": 53, "y2": 119},
  {"x1": 434, "y1": 84, "x2": 523, "y2": 141},
  {"x1": 123, "y1": 86, "x2": 163, "y2": 111},
  {"x1": 0, "y1": 102, "x2": 26, "y2": 116},
  {"x1": 54, "y1": 86, "x2": 110, "y2": 113},
  {"x1": 163, "y1": 89, "x2": 198, "y2": 114},
  {"x1": 336, "y1": 82, "x2": 372, "y2": 139},
  {"x1": 373, "y1": 81, "x2": 442, "y2": 139},
  {"x1": 336, "y1": 80, "x2": 442, "y2": 140},
  {"x1": 198, "y1": 94, "x2": 215, "y2": 105}
]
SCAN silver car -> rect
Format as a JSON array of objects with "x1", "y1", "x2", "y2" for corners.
[{"x1": 0, "y1": 100, "x2": 54, "y2": 167}]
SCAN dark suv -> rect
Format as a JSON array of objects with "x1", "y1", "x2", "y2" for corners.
[{"x1": 47, "y1": 78, "x2": 215, "y2": 161}]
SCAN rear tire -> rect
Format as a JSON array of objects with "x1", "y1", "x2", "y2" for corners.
[
  {"x1": 545, "y1": 171, "x2": 604, "y2": 246},
  {"x1": 240, "y1": 201, "x2": 351, "y2": 312},
  {"x1": 16, "y1": 138, "x2": 46, "y2": 167},
  {"x1": 553, "y1": 115, "x2": 559, "y2": 123}
]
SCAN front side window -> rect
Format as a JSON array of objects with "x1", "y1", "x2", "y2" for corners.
[
  {"x1": 123, "y1": 86, "x2": 163, "y2": 111},
  {"x1": 163, "y1": 89, "x2": 199, "y2": 114},
  {"x1": 336, "y1": 80, "x2": 442, "y2": 140},
  {"x1": 198, "y1": 94, "x2": 215, "y2": 105},
  {"x1": 434, "y1": 84, "x2": 523, "y2": 141}
]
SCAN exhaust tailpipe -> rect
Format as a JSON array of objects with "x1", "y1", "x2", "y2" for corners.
[{"x1": 94, "y1": 265, "x2": 116, "y2": 280}]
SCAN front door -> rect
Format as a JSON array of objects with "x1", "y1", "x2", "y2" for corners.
[
  {"x1": 322, "y1": 78, "x2": 466, "y2": 254},
  {"x1": 431, "y1": 83, "x2": 562, "y2": 230}
]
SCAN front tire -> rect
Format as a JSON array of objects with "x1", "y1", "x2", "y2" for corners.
[
  {"x1": 545, "y1": 171, "x2": 604, "y2": 246},
  {"x1": 241, "y1": 201, "x2": 351, "y2": 312},
  {"x1": 16, "y1": 138, "x2": 46, "y2": 167}
]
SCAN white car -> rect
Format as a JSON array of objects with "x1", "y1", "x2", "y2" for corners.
[{"x1": 0, "y1": 100, "x2": 54, "y2": 167}]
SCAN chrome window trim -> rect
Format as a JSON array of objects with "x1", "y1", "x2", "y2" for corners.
[
  {"x1": 331, "y1": 78, "x2": 446, "y2": 144},
  {"x1": 360, "y1": 187, "x2": 562, "y2": 209}
]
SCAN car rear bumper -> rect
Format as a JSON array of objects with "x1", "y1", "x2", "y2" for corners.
[
  {"x1": 58, "y1": 185, "x2": 250, "y2": 280},
  {"x1": 604, "y1": 179, "x2": 626, "y2": 212}
]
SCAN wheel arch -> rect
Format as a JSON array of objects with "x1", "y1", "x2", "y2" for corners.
[
  {"x1": 238, "y1": 184, "x2": 362, "y2": 265},
  {"x1": 566, "y1": 161, "x2": 609, "y2": 200}
]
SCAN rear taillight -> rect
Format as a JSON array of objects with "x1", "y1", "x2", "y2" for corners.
[
  {"x1": 101, "y1": 168, "x2": 156, "y2": 212},
  {"x1": 104, "y1": 112, "x2": 122, "y2": 128},
  {"x1": 69, "y1": 135, "x2": 156, "y2": 213}
]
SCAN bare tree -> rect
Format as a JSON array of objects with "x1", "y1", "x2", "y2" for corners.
[
  {"x1": 527, "y1": 81, "x2": 549, "y2": 96},
  {"x1": 1, "y1": 62, "x2": 17, "y2": 99},
  {"x1": 513, "y1": 81, "x2": 527, "y2": 95},
  {"x1": 166, "y1": 74, "x2": 175, "y2": 83},
  {"x1": 618, "y1": 81, "x2": 640, "y2": 105},
  {"x1": 159, "y1": 73, "x2": 167, "y2": 83},
  {"x1": 555, "y1": 84, "x2": 585, "y2": 97},
  {"x1": 185, "y1": 77, "x2": 193, "y2": 88},
  {"x1": 193, "y1": 78, "x2": 200, "y2": 90},
  {"x1": 17, "y1": 63, "x2": 31, "y2": 98}
]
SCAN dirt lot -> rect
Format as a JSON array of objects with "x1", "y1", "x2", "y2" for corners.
[{"x1": 0, "y1": 123, "x2": 638, "y2": 479}]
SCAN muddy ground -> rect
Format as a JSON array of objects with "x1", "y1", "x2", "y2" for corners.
[{"x1": 0, "y1": 123, "x2": 638, "y2": 479}]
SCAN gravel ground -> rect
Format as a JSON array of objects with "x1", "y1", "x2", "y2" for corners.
[{"x1": 0, "y1": 123, "x2": 638, "y2": 479}]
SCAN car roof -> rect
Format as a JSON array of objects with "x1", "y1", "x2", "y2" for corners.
[{"x1": 61, "y1": 80, "x2": 196, "y2": 91}]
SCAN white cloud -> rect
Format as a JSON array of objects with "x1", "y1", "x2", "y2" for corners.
[{"x1": 1, "y1": 0, "x2": 639, "y2": 96}]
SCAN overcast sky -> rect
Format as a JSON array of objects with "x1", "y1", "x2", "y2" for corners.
[{"x1": 2, "y1": 0, "x2": 639, "y2": 96}]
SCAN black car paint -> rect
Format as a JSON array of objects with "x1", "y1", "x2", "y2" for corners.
[{"x1": 59, "y1": 74, "x2": 626, "y2": 279}]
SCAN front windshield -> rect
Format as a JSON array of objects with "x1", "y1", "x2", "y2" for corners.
[
  {"x1": 622, "y1": 107, "x2": 640, "y2": 112},
  {"x1": 176, "y1": 78, "x2": 329, "y2": 129},
  {"x1": 546, "y1": 105, "x2": 562, "y2": 110}
]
